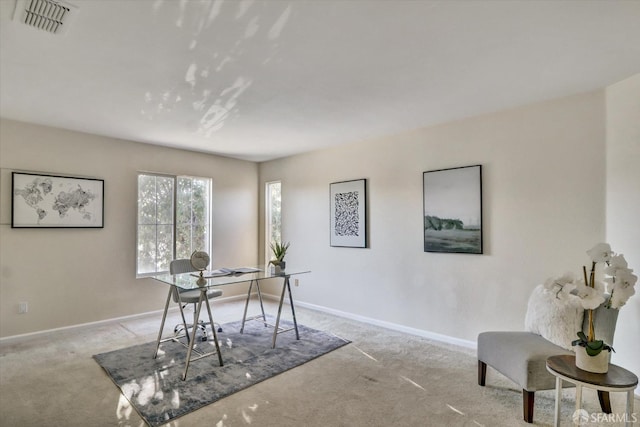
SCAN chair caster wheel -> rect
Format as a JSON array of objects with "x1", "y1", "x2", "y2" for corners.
[{"x1": 218, "y1": 327, "x2": 223, "y2": 332}]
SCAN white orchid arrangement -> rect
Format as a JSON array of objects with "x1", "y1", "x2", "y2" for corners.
[{"x1": 544, "y1": 243, "x2": 637, "y2": 356}]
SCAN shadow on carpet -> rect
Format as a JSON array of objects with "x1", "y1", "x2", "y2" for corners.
[{"x1": 93, "y1": 318, "x2": 350, "y2": 426}]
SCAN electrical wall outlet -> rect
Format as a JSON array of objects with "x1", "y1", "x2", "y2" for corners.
[
  {"x1": 294, "y1": 279, "x2": 299, "y2": 287},
  {"x1": 19, "y1": 302, "x2": 28, "y2": 314}
]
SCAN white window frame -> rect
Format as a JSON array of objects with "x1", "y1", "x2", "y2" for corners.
[
  {"x1": 136, "y1": 172, "x2": 212, "y2": 277},
  {"x1": 265, "y1": 181, "x2": 282, "y2": 266}
]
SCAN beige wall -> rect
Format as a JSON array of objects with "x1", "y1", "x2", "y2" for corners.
[
  {"x1": 260, "y1": 90, "x2": 607, "y2": 343},
  {"x1": 2, "y1": 78, "x2": 637, "y2": 390},
  {"x1": 260, "y1": 83, "x2": 640, "y2": 391},
  {"x1": 0, "y1": 119, "x2": 259, "y2": 337},
  {"x1": 605, "y1": 73, "x2": 640, "y2": 390}
]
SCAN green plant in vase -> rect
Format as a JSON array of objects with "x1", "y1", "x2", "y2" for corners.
[{"x1": 269, "y1": 241, "x2": 290, "y2": 270}]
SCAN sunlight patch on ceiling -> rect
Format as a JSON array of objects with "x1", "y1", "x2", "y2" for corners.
[
  {"x1": 197, "y1": 76, "x2": 252, "y2": 137},
  {"x1": 269, "y1": 4, "x2": 291, "y2": 40},
  {"x1": 141, "y1": 0, "x2": 292, "y2": 138},
  {"x1": 3, "y1": 0, "x2": 639, "y2": 162}
]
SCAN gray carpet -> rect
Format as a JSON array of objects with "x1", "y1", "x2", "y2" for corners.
[{"x1": 93, "y1": 318, "x2": 350, "y2": 427}]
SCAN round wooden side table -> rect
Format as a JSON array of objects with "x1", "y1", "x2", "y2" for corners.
[{"x1": 546, "y1": 354, "x2": 638, "y2": 427}]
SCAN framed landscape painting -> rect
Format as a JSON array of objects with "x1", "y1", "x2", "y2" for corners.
[
  {"x1": 12, "y1": 172, "x2": 104, "y2": 228},
  {"x1": 423, "y1": 165, "x2": 482, "y2": 254},
  {"x1": 330, "y1": 178, "x2": 367, "y2": 248}
]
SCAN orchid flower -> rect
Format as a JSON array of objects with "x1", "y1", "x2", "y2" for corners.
[
  {"x1": 586, "y1": 242, "x2": 612, "y2": 263},
  {"x1": 605, "y1": 253, "x2": 628, "y2": 270},
  {"x1": 573, "y1": 280, "x2": 606, "y2": 309},
  {"x1": 610, "y1": 284, "x2": 636, "y2": 309},
  {"x1": 546, "y1": 243, "x2": 636, "y2": 337},
  {"x1": 608, "y1": 270, "x2": 638, "y2": 309},
  {"x1": 547, "y1": 243, "x2": 636, "y2": 352},
  {"x1": 543, "y1": 272, "x2": 576, "y2": 299}
]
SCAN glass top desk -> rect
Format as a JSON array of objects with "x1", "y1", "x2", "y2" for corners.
[{"x1": 152, "y1": 266, "x2": 310, "y2": 380}]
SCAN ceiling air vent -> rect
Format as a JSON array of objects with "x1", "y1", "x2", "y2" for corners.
[{"x1": 13, "y1": 0, "x2": 77, "y2": 35}]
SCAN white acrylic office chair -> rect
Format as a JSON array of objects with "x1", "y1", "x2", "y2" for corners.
[{"x1": 170, "y1": 258, "x2": 223, "y2": 341}]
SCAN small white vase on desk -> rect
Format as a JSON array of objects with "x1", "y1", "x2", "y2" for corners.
[{"x1": 575, "y1": 347, "x2": 610, "y2": 373}]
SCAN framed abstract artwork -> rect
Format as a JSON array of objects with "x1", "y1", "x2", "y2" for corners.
[
  {"x1": 330, "y1": 178, "x2": 367, "y2": 248},
  {"x1": 12, "y1": 171, "x2": 104, "y2": 228},
  {"x1": 423, "y1": 165, "x2": 482, "y2": 254}
]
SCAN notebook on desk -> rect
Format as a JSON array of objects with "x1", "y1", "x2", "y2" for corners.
[{"x1": 191, "y1": 267, "x2": 262, "y2": 278}]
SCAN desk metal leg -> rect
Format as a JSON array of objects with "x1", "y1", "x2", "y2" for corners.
[
  {"x1": 272, "y1": 276, "x2": 299, "y2": 348},
  {"x1": 241, "y1": 280, "x2": 268, "y2": 334},
  {"x1": 272, "y1": 277, "x2": 288, "y2": 348},
  {"x1": 175, "y1": 291, "x2": 191, "y2": 342},
  {"x1": 554, "y1": 377, "x2": 562, "y2": 427},
  {"x1": 182, "y1": 291, "x2": 205, "y2": 381},
  {"x1": 241, "y1": 280, "x2": 254, "y2": 333},
  {"x1": 153, "y1": 287, "x2": 198, "y2": 357},
  {"x1": 154, "y1": 288, "x2": 173, "y2": 359},
  {"x1": 286, "y1": 276, "x2": 299, "y2": 340},
  {"x1": 255, "y1": 281, "x2": 267, "y2": 326},
  {"x1": 203, "y1": 292, "x2": 223, "y2": 367}
]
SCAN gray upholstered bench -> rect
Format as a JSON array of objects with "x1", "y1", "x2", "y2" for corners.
[{"x1": 477, "y1": 291, "x2": 618, "y2": 423}]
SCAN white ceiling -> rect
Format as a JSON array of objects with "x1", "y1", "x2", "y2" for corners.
[{"x1": 1, "y1": 0, "x2": 640, "y2": 162}]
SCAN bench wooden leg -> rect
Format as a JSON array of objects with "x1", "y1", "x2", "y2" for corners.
[
  {"x1": 598, "y1": 390, "x2": 612, "y2": 413},
  {"x1": 523, "y1": 390, "x2": 535, "y2": 423},
  {"x1": 478, "y1": 361, "x2": 487, "y2": 386}
]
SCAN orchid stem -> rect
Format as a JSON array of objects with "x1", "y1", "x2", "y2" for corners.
[
  {"x1": 584, "y1": 263, "x2": 596, "y2": 342},
  {"x1": 588, "y1": 310, "x2": 595, "y2": 342}
]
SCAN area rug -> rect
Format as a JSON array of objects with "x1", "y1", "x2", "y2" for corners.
[{"x1": 93, "y1": 318, "x2": 350, "y2": 426}]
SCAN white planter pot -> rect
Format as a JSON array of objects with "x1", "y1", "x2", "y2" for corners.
[{"x1": 575, "y1": 347, "x2": 610, "y2": 373}]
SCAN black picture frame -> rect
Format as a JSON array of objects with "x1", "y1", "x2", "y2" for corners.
[
  {"x1": 12, "y1": 171, "x2": 104, "y2": 228},
  {"x1": 423, "y1": 165, "x2": 482, "y2": 254},
  {"x1": 330, "y1": 178, "x2": 367, "y2": 248}
]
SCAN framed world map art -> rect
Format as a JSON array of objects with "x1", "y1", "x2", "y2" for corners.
[{"x1": 12, "y1": 172, "x2": 104, "y2": 228}]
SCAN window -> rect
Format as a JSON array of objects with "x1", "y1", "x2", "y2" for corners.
[
  {"x1": 137, "y1": 173, "x2": 212, "y2": 277},
  {"x1": 265, "y1": 181, "x2": 281, "y2": 265},
  {"x1": 175, "y1": 177, "x2": 211, "y2": 260}
]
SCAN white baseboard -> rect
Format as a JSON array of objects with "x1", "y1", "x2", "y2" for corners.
[
  {"x1": 263, "y1": 295, "x2": 640, "y2": 399},
  {"x1": 1, "y1": 288, "x2": 474, "y2": 350},
  {"x1": 0, "y1": 294, "x2": 246, "y2": 344},
  {"x1": 0, "y1": 309, "x2": 163, "y2": 344},
  {"x1": 1, "y1": 293, "x2": 473, "y2": 349},
  {"x1": 261, "y1": 293, "x2": 477, "y2": 350},
  {"x1": 4, "y1": 293, "x2": 638, "y2": 399}
]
